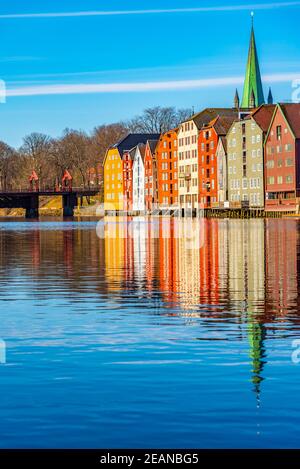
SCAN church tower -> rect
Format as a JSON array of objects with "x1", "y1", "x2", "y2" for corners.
[{"x1": 241, "y1": 14, "x2": 265, "y2": 108}]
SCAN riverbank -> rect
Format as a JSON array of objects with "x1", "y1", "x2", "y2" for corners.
[{"x1": 0, "y1": 195, "x2": 102, "y2": 217}]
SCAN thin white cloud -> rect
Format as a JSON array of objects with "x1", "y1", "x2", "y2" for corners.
[
  {"x1": 0, "y1": 2, "x2": 300, "y2": 19},
  {"x1": 0, "y1": 56, "x2": 42, "y2": 63},
  {"x1": 6, "y1": 73, "x2": 300, "y2": 97}
]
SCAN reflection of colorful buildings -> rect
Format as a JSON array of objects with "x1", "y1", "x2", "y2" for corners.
[
  {"x1": 265, "y1": 219, "x2": 298, "y2": 314},
  {"x1": 158, "y1": 218, "x2": 179, "y2": 306},
  {"x1": 104, "y1": 219, "x2": 126, "y2": 291}
]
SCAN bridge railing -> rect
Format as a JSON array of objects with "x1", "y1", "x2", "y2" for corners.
[{"x1": 0, "y1": 186, "x2": 101, "y2": 194}]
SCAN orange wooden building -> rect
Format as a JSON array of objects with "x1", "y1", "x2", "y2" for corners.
[
  {"x1": 198, "y1": 115, "x2": 236, "y2": 208},
  {"x1": 156, "y1": 129, "x2": 179, "y2": 207},
  {"x1": 144, "y1": 139, "x2": 159, "y2": 211}
]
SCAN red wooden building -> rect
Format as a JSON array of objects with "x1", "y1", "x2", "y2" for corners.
[
  {"x1": 144, "y1": 139, "x2": 159, "y2": 211},
  {"x1": 198, "y1": 115, "x2": 236, "y2": 208},
  {"x1": 122, "y1": 149, "x2": 134, "y2": 211},
  {"x1": 265, "y1": 103, "x2": 300, "y2": 211}
]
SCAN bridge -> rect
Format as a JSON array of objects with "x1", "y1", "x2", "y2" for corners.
[{"x1": 0, "y1": 187, "x2": 101, "y2": 218}]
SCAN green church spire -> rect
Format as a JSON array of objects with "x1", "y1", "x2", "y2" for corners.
[{"x1": 241, "y1": 14, "x2": 265, "y2": 108}]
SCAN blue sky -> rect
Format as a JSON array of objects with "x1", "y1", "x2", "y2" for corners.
[{"x1": 0, "y1": 0, "x2": 299, "y2": 148}]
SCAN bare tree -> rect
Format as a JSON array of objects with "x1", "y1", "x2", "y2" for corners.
[
  {"x1": 126, "y1": 106, "x2": 193, "y2": 133},
  {"x1": 0, "y1": 142, "x2": 17, "y2": 190},
  {"x1": 89, "y1": 123, "x2": 127, "y2": 184},
  {"x1": 59, "y1": 129, "x2": 92, "y2": 187},
  {"x1": 19, "y1": 133, "x2": 53, "y2": 187}
]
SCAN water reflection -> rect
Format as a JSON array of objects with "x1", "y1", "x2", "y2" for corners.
[{"x1": 0, "y1": 217, "x2": 300, "y2": 448}]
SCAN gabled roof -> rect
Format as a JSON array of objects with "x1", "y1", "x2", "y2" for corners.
[
  {"x1": 183, "y1": 108, "x2": 239, "y2": 129},
  {"x1": 202, "y1": 114, "x2": 238, "y2": 136},
  {"x1": 265, "y1": 103, "x2": 300, "y2": 142},
  {"x1": 112, "y1": 133, "x2": 160, "y2": 153},
  {"x1": 104, "y1": 133, "x2": 160, "y2": 165},
  {"x1": 251, "y1": 104, "x2": 276, "y2": 132},
  {"x1": 147, "y1": 139, "x2": 159, "y2": 154},
  {"x1": 279, "y1": 103, "x2": 300, "y2": 139},
  {"x1": 130, "y1": 143, "x2": 147, "y2": 164},
  {"x1": 214, "y1": 115, "x2": 238, "y2": 135}
]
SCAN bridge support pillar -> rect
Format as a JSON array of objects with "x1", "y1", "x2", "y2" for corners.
[
  {"x1": 63, "y1": 193, "x2": 78, "y2": 217},
  {"x1": 25, "y1": 195, "x2": 39, "y2": 219}
]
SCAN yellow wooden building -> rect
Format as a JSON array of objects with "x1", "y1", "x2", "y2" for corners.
[{"x1": 103, "y1": 134, "x2": 160, "y2": 211}]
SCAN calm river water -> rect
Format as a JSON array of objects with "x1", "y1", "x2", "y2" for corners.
[{"x1": 0, "y1": 217, "x2": 300, "y2": 448}]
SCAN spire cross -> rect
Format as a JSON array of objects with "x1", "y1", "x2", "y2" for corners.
[{"x1": 251, "y1": 11, "x2": 254, "y2": 28}]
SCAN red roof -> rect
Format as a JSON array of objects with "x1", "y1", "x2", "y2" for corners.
[
  {"x1": 279, "y1": 103, "x2": 300, "y2": 139},
  {"x1": 252, "y1": 104, "x2": 276, "y2": 133},
  {"x1": 203, "y1": 115, "x2": 238, "y2": 136}
]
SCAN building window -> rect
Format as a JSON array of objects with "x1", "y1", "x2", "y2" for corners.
[
  {"x1": 286, "y1": 175, "x2": 293, "y2": 184},
  {"x1": 276, "y1": 125, "x2": 282, "y2": 140},
  {"x1": 267, "y1": 177, "x2": 275, "y2": 185},
  {"x1": 277, "y1": 176, "x2": 283, "y2": 184},
  {"x1": 286, "y1": 158, "x2": 293, "y2": 167},
  {"x1": 285, "y1": 143, "x2": 292, "y2": 152}
]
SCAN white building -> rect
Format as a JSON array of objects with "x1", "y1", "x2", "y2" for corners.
[
  {"x1": 132, "y1": 144, "x2": 146, "y2": 212},
  {"x1": 216, "y1": 137, "x2": 227, "y2": 205},
  {"x1": 177, "y1": 119, "x2": 199, "y2": 210}
]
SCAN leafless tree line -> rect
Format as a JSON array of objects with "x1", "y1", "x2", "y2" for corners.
[{"x1": 0, "y1": 106, "x2": 193, "y2": 191}]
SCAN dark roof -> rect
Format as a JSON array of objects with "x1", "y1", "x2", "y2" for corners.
[
  {"x1": 184, "y1": 108, "x2": 239, "y2": 129},
  {"x1": 129, "y1": 143, "x2": 147, "y2": 163},
  {"x1": 279, "y1": 103, "x2": 300, "y2": 139},
  {"x1": 213, "y1": 115, "x2": 238, "y2": 135},
  {"x1": 251, "y1": 104, "x2": 276, "y2": 133},
  {"x1": 112, "y1": 133, "x2": 160, "y2": 154},
  {"x1": 147, "y1": 139, "x2": 159, "y2": 154}
]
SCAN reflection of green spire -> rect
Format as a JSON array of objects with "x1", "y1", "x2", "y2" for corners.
[
  {"x1": 241, "y1": 18, "x2": 265, "y2": 108},
  {"x1": 247, "y1": 320, "x2": 266, "y2": 404}
]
